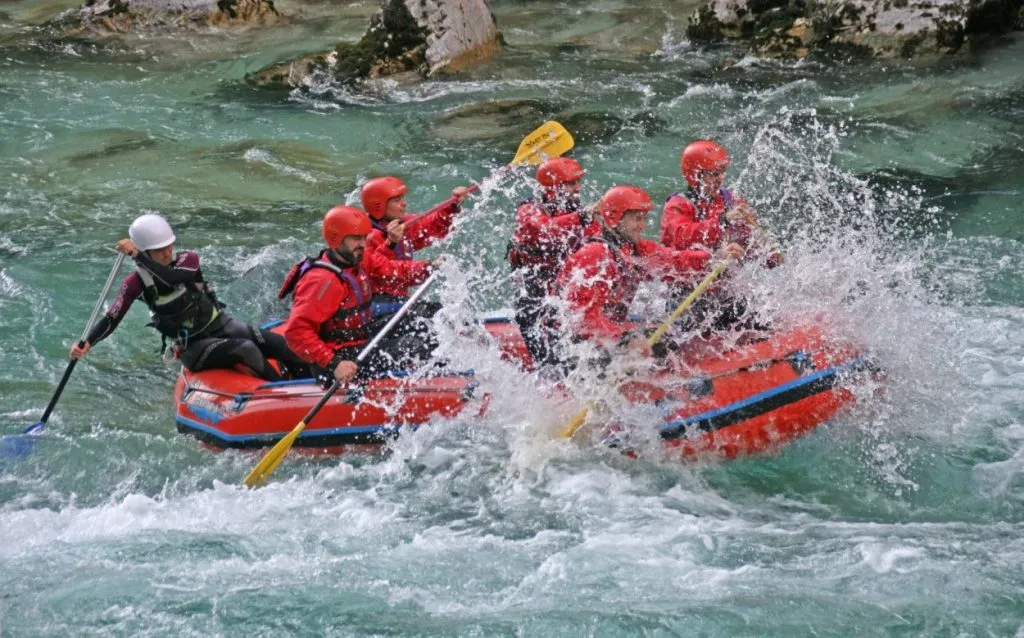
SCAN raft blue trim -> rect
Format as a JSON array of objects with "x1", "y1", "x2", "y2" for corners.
[
  {"x1": 371, "y1": 301, "x2": 405, "y2": 317},
  {"x1": 256, "y1": 378, "x2": 318, "y2": 389},
  {"x1": 260, "y1": 319, "x2": 284, "y2": 330},
  {"x1": 658, "y1": 357, "x2": 867, "y2": 435},
  {"x1": 254, "y1": 369, "x2": 475, "y2": 390},
  {"x1": 186, "y1": 405, "x2": 225, "y2": 424},
  {"x1": 175, "y1": 414, "x2": 403, "y2": 443}
]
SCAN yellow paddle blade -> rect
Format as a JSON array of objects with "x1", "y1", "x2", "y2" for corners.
[
  {"x1": 243, "y1": 420, "x2": 307, "y2": 488},
  {"x1": 511, "y1": 121, "x2": 574, "y2": 166},
  {"x1": 559, "y1": 405, "x2": 591, "y2": 439}
]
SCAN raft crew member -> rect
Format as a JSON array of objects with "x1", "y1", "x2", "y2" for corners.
[
  {"x1": 506, "y1": 157, "x2": 600, "y2": 371},
  {"x1": 661, "y1": 140, "x2": 782, "y2": 333},
  {"x1": 361, "y1": 176, "x2": 470, "y2": 336},
  {"x1": 69, "y1": 213, "x2": 304, "y2": 381},
  {"x1": 557, "y1": 185, "x2": 742, "y2": 358},
  {"x1": 280, "y1": 206, "x2": 437, "y2": 384}
]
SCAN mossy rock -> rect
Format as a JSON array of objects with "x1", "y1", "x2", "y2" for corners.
[{"x1": 430, "y1": 99, "x2": 560, "y2": 142}]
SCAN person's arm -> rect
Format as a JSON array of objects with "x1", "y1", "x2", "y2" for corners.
[
  {"x1": 662, "y1": 195, "x2": 720, "y2": 250},
  {"x1": 364, "y1": 247, "x2": 431, "y2": 291},
  {"x1": 402, "y1": 196, "x2": 462, "y2": 251},
  {"x1": 639, "y1": 239, "x2": 712, "y2": 283},
  {"x1": 283, "y1": 271, "x2": 345, "y2": 369},
  {"x1": 71, "y1": 274, "x2": 143, "y2": 358}
]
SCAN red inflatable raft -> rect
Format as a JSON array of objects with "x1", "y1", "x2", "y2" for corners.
[{"x1": 173, "y1": 319, "x2": 877, "y2": 457}]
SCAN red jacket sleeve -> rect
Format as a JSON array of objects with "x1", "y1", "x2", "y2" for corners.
[
  {"x1": 403, "y1": 198, "x2": 460, "y2": 251},
  {"x1": 559, "y1": 243, "x2": 635, "y2": 343},
  {"x1": 514, "y1": 202, "x2": 586, "y2": 246},
  {"x1": 284, "y1": 269, "x2": 347, "y2": 368},
  {"x1": 661, "y1": 194, "x2": 721, "y2": 250},
  {"x1": 364, "y1": 248, "x2": 431, "y2": 292},
  {"x1": 366, "y1": 228, "x2": 391, "y2": 260},
  {"x1": 636, "y1": 239, "x2": 711, "y2": 284}
]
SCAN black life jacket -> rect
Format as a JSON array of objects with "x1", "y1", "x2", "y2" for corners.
[
  {"x1": 136, "y1": 265, "x2": 220, "y2": 342},
  {"x1": 279, "y1": 253, "x2": 373, "y2": 348}
]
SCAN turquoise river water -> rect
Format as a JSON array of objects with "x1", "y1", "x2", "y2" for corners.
[{"x1": 1, "y1": 1, "x2": 1023, "y2": 635}]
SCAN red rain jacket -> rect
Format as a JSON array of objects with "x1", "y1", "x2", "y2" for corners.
[
  {"x1": 366, "y1": 199, "x2": 460, "y2": 297},
  {"x1": 556, "y1": 233, "x2": 710, "y2": 344},
  {"x1": 283, "y1": 251, "x2": 429, "y2": 368},
  {"x1": 507, "y1": 199, "x2": 601, "y2": 295}
]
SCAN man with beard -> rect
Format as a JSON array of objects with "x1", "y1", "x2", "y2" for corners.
[
  {"x1": 506, "y1": 157, "x2": 600, "y2": 371},
  {"x1": 279, "y1": 206, "x2": 437, "y2": 384}
]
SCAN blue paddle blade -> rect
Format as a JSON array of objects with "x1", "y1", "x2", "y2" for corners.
[
  {"x1": 23, "y1": 421, "x2": 45, "y2": 435},
  {"x1": 0, "y1": 433, "x2": 38, "y2": 458}
]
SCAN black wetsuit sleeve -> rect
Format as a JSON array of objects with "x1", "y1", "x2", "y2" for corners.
[{"x1": 85, "y1": 315, "x2": 113, "y2": 346}]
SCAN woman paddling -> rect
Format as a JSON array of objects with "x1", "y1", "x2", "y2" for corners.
[{"x1": 70, "y1": 213, "x2": 305, "y2": 381}]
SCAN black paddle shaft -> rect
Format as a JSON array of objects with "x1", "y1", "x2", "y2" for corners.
[{"x1": 38, "y1": 349, "x2": 82, "y2": 425}]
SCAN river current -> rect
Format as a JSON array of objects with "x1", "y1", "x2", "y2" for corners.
[{"x1": 1, "y1": 1, "x2": 1022, "y2": 635}]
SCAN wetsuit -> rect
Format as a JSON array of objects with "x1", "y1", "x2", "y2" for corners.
[{"x1": 86, "y1": 251, "x2": 304, "y2": 380}]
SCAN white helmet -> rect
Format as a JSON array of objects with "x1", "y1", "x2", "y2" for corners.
[{"x1": 129, "y1": 213, "x2": 176, "y2": 251}]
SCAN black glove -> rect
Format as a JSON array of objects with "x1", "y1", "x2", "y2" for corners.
[{"x1": 650, "y1": 340, "x2": 669, "y2": 359}]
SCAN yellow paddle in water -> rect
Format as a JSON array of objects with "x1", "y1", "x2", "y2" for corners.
[
  {"x1": 243, "y1": 272, "x2": 440, "y2": 488},
  {"x1": 558, "y1": 262, "x2": 729, "y2": 439}
]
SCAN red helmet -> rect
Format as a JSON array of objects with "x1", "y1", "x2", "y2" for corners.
[
  {"x1": 536, "y1": 157, "x2": 585, "y2": 188},
  {"x1": 322, "y1": 206, "x2": 371, "y2": 249},
  {"x1": 597, "y1": 185, "x2": 653, "y2": 228},
  {"x1": 360, "y1": 176, "x2": 408, "y2": 220},
  {"x1": 681, "y1": 141, "x2": 730, "y2": 188}
]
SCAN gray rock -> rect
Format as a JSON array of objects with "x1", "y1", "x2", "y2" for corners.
[
  {"x1": 249, "y1": 0, "x2": 501, "y2": 91},
  {"x1": 687, "y1": 0, "x2": 1023, "y2": 58},
  {"x1": 54, "y1": 0, "x2": 280, "y2": 34}
]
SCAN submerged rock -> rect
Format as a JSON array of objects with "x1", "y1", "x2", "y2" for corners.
[
  {"x1": 53, "y1": 0, "x2": 280, "y2": 35},
  {"x1": 249, "y1": 0, "x2": 500, "y2": 91},
  {"x1": 687, "y1": 0, "x2": 1024, "y2": 59},
  {"x1": 429, "y1": 99, "x2": 558, "y2": 142}
]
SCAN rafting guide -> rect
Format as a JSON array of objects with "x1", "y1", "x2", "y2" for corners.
[{"x1": 69, "y1": 213, "x2": 305, "y2": 382}]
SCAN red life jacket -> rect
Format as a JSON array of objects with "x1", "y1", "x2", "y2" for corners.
[
  {"x1": 279, "y1": 253, "x2": 374, "y2": 348},
  {"x1": 507, "y1": 199, "x2": 589, "y2": 270},
  {"x1": 581, "y1": 233, "x2": 644, "y2": 323},
  {"x1": 665, "y1": 188, "x2": 752, "y2": 250}
]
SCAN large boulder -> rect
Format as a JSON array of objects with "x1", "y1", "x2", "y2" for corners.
[
  {"x1": 54, "y1": 0, "x2": 279, "y2": 35},
  {"x1": 248, "y1": 0, "x2": 500, "y2": 91},
  {"x1": 687, "y1": 0, "x2": 1024, "y2": 58}
]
